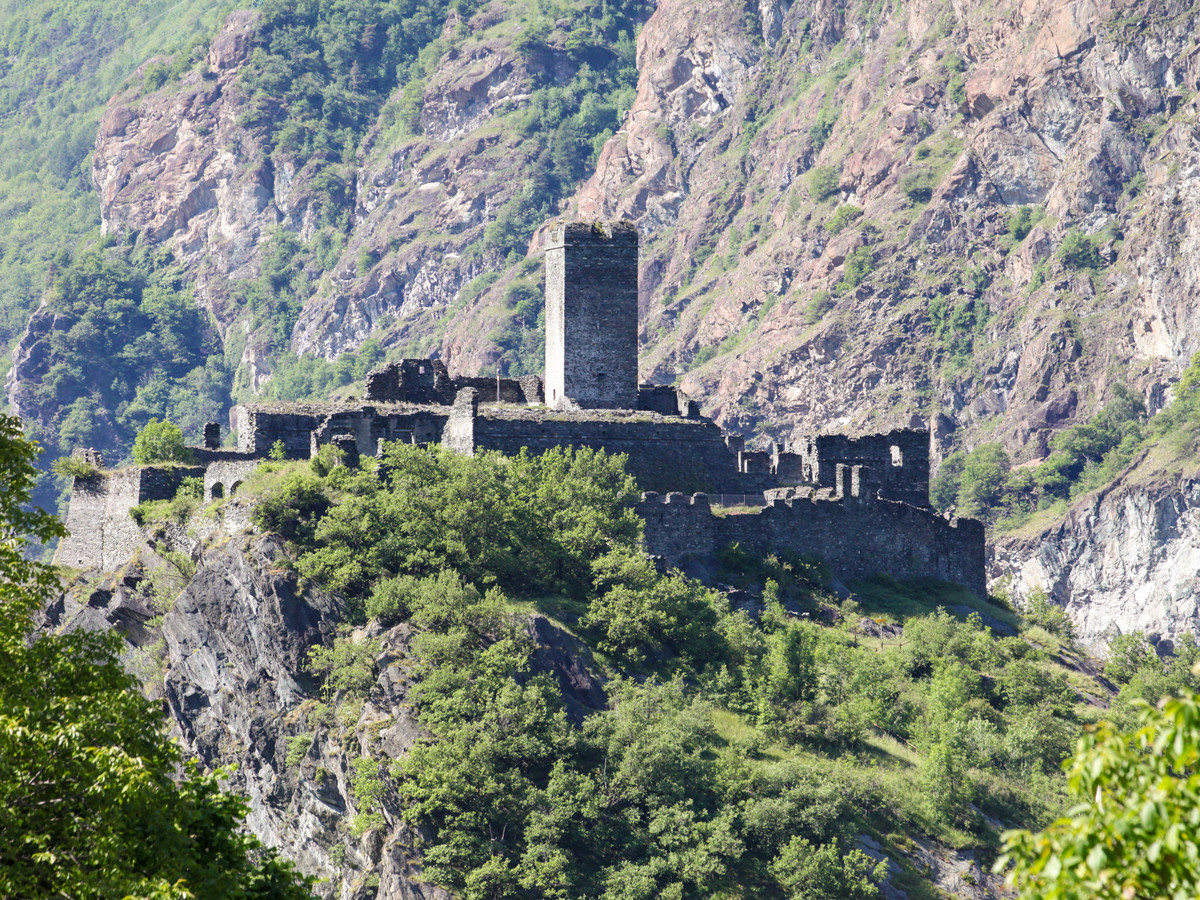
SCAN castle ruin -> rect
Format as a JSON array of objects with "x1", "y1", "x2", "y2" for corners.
[{"x1": 56, "y1": 221, "x2": 987, "y2": 598}]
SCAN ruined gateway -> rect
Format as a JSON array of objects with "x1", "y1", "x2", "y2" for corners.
[{"x1": 56, "y1": 221, "x2": 986, "y2": 598}]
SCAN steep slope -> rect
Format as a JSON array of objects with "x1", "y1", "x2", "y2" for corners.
[
  {"x1": 12, "y1": 0, "x2": 1200, "y2": 637},
  {"x1": 532, "y1": 0, "x2": 1200, "y2": 454}
]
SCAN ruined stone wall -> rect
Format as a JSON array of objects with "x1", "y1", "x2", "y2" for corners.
[
  {"x1": 442, "y1": 389, "x2": 478, "y2": 455},
  {"x1": 236, "y1": 407, "x2": 324, "y2": 457},
  {"x1": 364, "y1": 359, "x2": 544, "y2": 406},
  {"x1": 468, "y1": 408, "x2": 744, "y2": 493},
  {"x1": 636, "y1": 385, "x2": 692, "y2": 416},
  {"x1": 205, "y1": 459, "x2": 260, "y2": 502},
  {"x1": 638, "y1": 492, "x2": 987, "y2": 599},
  {"x1": 544, "y1": 222, "x2": 639, "y2": 410},
  {"x1": 794, "y1": 429, "x2": 931, "y2": 507},
  {"x1": 55, "y1": 466, "x2": 203, "y2": 571}
]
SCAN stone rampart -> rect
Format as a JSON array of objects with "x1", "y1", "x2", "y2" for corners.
[
  {"x1": 463, "y1": 406, "x2": 744, "y2": 493},
  {"x1": 638, "y1": 491, "x2": 987, "y2": 599},
  {"x1": 791, "y1": 429, "x2": 931, "y2": 507},
  {"x1": 56, "y1": 465, "x2": 203, "y2": 571}
]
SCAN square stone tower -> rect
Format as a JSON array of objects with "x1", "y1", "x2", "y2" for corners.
[{"x1": 544, "y1": 220, "x2": 639, "y2": 410}]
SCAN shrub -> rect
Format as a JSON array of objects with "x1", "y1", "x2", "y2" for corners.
[
  {"x1": 1059, "y1": 228, "x2": 1103, "y2": 270},
  {"x1": 900, "y1": 168, "x2": 938, "y2": 204},
  {"x1": 956, "y1": 443, "x2": 1010, "y2": 518},
  {"x1": 824, "y1": 205, "x2": 863, "y2": 235},
  {"x1": 51, "y1": 455, "x2": 100, "y2": 479},
  {"x1": 1105, "y1": 632, "x2": 1158, "y2": 684},
  {"x1": 131, "y1": 418, "x2": 194, "y2": 465},
  {"x1": 771, "y1": 836, "x2": 886, "y2": 900},
  {"x1": 803, "y1": 290, "x2": 835, "y2": 324},
  {"x1": 1007, "y1": 206, "x2": 1042, "y2": 241},
  {"x1": 808, "y1": 166, "x2": 840, "y2": 202},
  {"x1": 1022, "y1": 588, "x2": 1075, "y2": 643},
  {"x1": 834, "y1": 247, "x2": 875, "y2": 294}
]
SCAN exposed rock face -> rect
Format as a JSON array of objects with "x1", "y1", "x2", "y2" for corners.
[
  {"x1": 154, "y1": 534, "x2": 454, "y2": 899},
  {"x1": 992, "y1": 470, "x2": 1200, "y2": 649},
  {"x1": 558, "y1": 0, "x2": 1200, "y2": 454},
  {"x1": 92, "y1": 11, "x2": 279, "y2": 332}
]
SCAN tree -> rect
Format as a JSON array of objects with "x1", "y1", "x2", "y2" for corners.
[
  {"x1": 957, "y1": 443, "x2": 1010, "y2": 518},
  {"x1": 0, "y1": 415, "x2": 312, "y2": 899},
  {"x1": 998, "y1": 684, "x2": 1200, "y2": 900},
  {"x1": 132, "y1": 416, "x2": 194, "y2": 464},
  {"x1": 771, "y1": 836, "x2": 886, "y2": 900}
]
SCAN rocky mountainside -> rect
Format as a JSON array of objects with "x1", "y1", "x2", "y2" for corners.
[{"x1": 10, "y1": 0, "x2": 1200, "y2": 633}]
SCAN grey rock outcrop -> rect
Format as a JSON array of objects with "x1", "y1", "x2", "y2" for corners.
[{"x1": 992, "y1": 473, "x2": 1200, "y2": 649}]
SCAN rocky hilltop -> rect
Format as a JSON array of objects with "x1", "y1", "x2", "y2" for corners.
[{"x1": 12, "y1": 0, "x2": 1200, "y2": 637}]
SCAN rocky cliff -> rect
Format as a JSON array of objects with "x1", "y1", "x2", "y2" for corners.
[
  {"x1": 992, "y1": 454, "x2": 1200, "y2": 649},
  {"x1": 18, "y1": 0, "x2": 1200, "y2": 644}
]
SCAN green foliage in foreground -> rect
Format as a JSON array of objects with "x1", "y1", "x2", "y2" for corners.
[
  {"x1": 245, "y1": 442, "x2": 1118, "y2": 899},
  {"x1": 0, "y1": 416, "x2": 312, "y2": 899},
  {"x1": 999, "y1": 682, "x2": 1200, "y2": 900}
]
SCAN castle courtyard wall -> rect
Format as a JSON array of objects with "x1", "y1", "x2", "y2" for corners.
[{"x1": 638, "y1": 492, "x2": 987, "y2": 599}]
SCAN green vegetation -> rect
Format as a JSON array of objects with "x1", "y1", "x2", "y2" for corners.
[
  {"x1": 132, "y1": 418, "x2": 195, "y2": 465},
  {"x1": 0, "y1": 416, "x2": 313, "y2": 898},
  {"x1": 0, "y1": 0, "x2": 228, "y2": 353},
  {"x1": 933, "y1": 382, "x2": 1153, "y2": 525},
  {"x1": 238, "y1": 439, "x2": 1126, "y2": 899},
  {"x1": 803, "y1": 289, "x2": 835, "y2": 324},
  {"x1": 20, "y1": 241, "x2": 227, "y2": 477},
  {"x1": 835, "y1": 246, "x2": 875, "y2": 294},
  {"x1": 1007, "y1": 205, "x2": 1044, "y2": 242},
  {"x1": 999, "y1": 680, "x2": 1200, "y2": 899},
  {"x1": 1058, "y1": 228, "x2": 1104, "y2": 270},
  {"x1": 824, "y1": 204, "x2": 863, "y2": 235},
  {"x1": 237, "y1": 0, "x2": 460, "y2": 229},
  {"x1": 808, "y1": 165, "x2": 841, "y2": 202}
]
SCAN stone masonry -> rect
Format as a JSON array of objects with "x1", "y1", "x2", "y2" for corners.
[
  {"x1": 544, "y1": 221, "x2": 639, "y2": 411},
  {"x1": 56, "y1": 219, "x2": 987, "y2": 598}
]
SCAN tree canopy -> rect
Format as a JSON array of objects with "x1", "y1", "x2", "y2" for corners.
[
  {"x1": 999, "y1": 682, "x2": 1200, "y2": 900},
  {"x1": 0, "y1": 415, "x2": 312, "y2": 899}
]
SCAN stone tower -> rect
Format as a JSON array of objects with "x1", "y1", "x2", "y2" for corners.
[{"x1": 544, "y1": 220, "x2": 639, "y2": 410}]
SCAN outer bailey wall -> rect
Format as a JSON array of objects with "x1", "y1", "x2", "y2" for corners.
[
  {"x1": 469, "y1": 414, "x2": 746, "y2": 493},
  {"x1": 56, "y1": 466, "x2": 203, "y2": 571},
  {"x1": 639, "y1": 493, "x2": 987, "y2": 599}
]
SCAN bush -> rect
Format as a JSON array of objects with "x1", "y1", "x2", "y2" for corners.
[
  {"x1": 1105, "y1": 632, "x2": 1158, "y2": 684},
  {"x1": 803, "y1": 290, "x2": 835, "y2": 324},
  {"x1": 771, "y1": 836, "x2": 886, "y2": 900},
  {"x1": 900, "y1": 168, "x2": 938, "y2": 203},
  {"x1": 51, "y1": 455, "x2": 100, "y2": 479},
  {"x1": 1059, "y1": 228, "x2": 1103, "y2": 270},
  {"x1": 834, "y1": 247, "x2": 875, "y2": 295},
  {"x1": 1007, "y1": 206, "x2": 1042, "y2": 241},
  {"x1": 131, "y1": 418, "x2": 194, "y2": 465},
  {"x1": 1022, "y1": 588, "x2": 1075, "y2": 643},
  {"x1": 956, "y1": 443, "x2": 1009, "y2": 518},
  {"x1": 808, "y1": 166, "x2": 840, "y2": 202},
  {"x1": 824, "y1": 205, "x2": 863, "y2": 235}
]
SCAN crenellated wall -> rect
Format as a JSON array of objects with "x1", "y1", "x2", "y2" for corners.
[{"x1": 638, "y1": 490, "x2": 987, "y2": 599}]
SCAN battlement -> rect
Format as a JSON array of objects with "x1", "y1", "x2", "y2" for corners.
[{"x1": 638, "y1": 490, "x2": 986, "y2": 599}]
